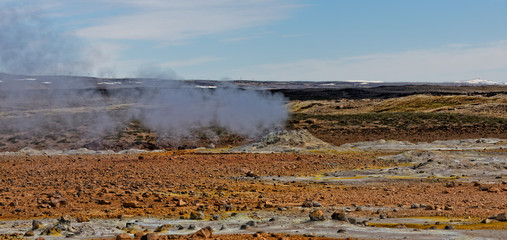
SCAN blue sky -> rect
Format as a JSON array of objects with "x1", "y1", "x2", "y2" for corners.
[{"x1": 2, "y1": 0, "x2": 507, "y2": 82}]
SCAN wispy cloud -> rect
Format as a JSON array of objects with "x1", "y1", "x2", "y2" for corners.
[
  {"x1": 225, "y1": 42, "x2": 507, "y2": 82},
  {"x1": 72, "y1": 0, "x2": 300, "y2": 43}
]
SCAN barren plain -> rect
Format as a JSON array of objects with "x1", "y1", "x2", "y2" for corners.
[{"x1": 0, "y1": 77, "x2": 506, "y2": 239}]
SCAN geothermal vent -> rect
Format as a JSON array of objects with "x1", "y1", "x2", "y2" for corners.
[{"x1": 228, "y1": 129, "x2": 350, "y2": 153}]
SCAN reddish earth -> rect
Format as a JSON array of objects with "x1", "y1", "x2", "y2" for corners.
[{"x1": 0, "y1": 151, "x2": 505, "y2": 224}]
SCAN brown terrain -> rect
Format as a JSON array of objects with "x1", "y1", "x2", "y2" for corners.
[{"x1": 0, "y1": 80, "x2": 506, "y2": 239}]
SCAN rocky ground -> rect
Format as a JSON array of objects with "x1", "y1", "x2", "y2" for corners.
[
  {"x1": 0, "y1": 133, "x2": 505, "y2": 239},
  {"x1": 0, "y1": 81, "x2": 506, "y2": 239}
]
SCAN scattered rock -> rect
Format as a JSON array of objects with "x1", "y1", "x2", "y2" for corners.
[
  {"x1": 59, "y1": 215, "x2": 72, "y2": 225},
  {"x1": 154, "y1": 224, "x2": 172, "y2": 233},
  {"x1": 141, "y1": 233, "x2": 158, "y2": 240},
  {"x1": 98, "y1": 199, "x2": 111, "y2": 205},
  {"x1": 24, "y1": 231, "x2": 34, "y2": 237},
  {"x1": 190, "y1": 211, "x2": 204, "y2": 220},
  {"x1": 482, "y1": 219, "x2": 492, "y2": 224},
  {"x1": 348, "y1": 217, "x2": 358, "y2": 224},
  {"x1": 410, "y1": 203, "x2": 420, "y2": 209},
  {"x1": 116, "y1": 233, "x2": 134, "y2": 240},
  {"x1": 444, "y1": 225, "x2": 455, "y2": 230},
  {"x1": 176, "y1": 199, "x2": 187, "y2": 207},
  {"x1": 189, "y1": 226, "x2": 213, "y2": 238},
  {"x1": 496, "y1": 213, "x2": 507, "y2": 221},
  {"x1": 246, "y1": 170, "x2": 259, "y2": 178},
  {"x1": 123, "y1": 201, "x2": 141, "y2": 208},
  {"x1": 309, "y1": 209, "x2": 325, "y2": 221},
  {"x1": 76, "y1": 215, "x2": 90, "y2": 223},
  {"x1": 302, "y1": 200, "x2": 322, "y2": 207},
  {"x1": 32, "y1": 220, "x2": 43, "y2": 230},
  {"x1": 331, "y1": 211, "x2": 349, "y2": 222}
]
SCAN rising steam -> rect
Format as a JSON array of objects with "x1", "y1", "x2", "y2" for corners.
[{"x1": 0, "y1": 3, "x2": 288, "y2": 150}]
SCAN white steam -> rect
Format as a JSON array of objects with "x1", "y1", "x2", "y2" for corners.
[{"x1": 0, "y1": 3, "x2": 288, "y2": 149}]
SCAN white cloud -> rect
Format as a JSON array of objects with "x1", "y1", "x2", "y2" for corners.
[
  {"x1": 74, "y1": 0, "x2": 300, "y2": 43},
  {"x1": 225, "y1": 42, "x2": 507, "y2": 82}
]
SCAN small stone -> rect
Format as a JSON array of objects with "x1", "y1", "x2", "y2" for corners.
[
  {"x1": 496, "y1": 213, "x2": 507, "y2": 221},
  {"x1": 331, "y1": 211, "x2": 349, "y2": 222},
  {"x1": 337, "y1": 229, "x2": 346, "y2": 233},
  {"x1": 190, "y1": 226, "x2": 213, "y2": 238},
  {"x1": 246, "y1": 221, "x2": 256, "y2": 227},
  {"x1": 32, "y1": 220, "x2": 43, "y2": 230},
  {"x1": 309, "y1": 209, "x2": 325, "y2": 221},
  {"x1": 98, "y1": 199, "x2": 111, "y2": 205},
  {"x1": 213, "y1": 215, "x2": 220, "y2": 220},
  {"x1": 59, "y1": 215, "x2": 72, "y2": 225},
  {"x1": 410, "y1": 203, "x2": 420, "y2": 209},
  {"x1": 24, "y1": 231, "x2": 35, "y2": 237},
  {"x1": 154, "y1": 224, "x2": 172, "y2": 233},
  {"x1": 188, "y1": 224, "x2": 196, "y2": 230},
  {"x1": 176, "y1": 199, "x2": 187, "y2": 207},
  {"x1": 116, "y1": 234, "x2": 133, "y2": 240},
  {"x1": 444, "y1": 225, "x2": 455, "y2": 230},
  {"x1": 240, "y1": 224, "x2": 248, "y2": 230},
  {"x1": 302, "y1": 200, "x2": 313, "y2": 207},
  {"x1": 141, "y1": 233, "x2": 159, "y2": 240},
  {"x1": 76, "y1": 215, "x2": 90, "y2": 223},
  {"x1": 123, "y1": 201, "x2": 140, "y2": 208},
  {"x1": 425, "y1": 205, "x2": 436, "y2": 210},
  {"x1": 190, "y1": 211, "x2": 204, "y2": 220},
  {"x1": 246, "y1": 171, "x2": 258, "y2": 178},
  {"x1": 482, "y1": 219, "x2": 492, "y2": 224}
]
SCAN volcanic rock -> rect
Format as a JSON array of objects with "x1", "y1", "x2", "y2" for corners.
[
  {"x1": 309, "y1": 209, "x2": 325, "y2": 221},
  {"x1": 32, "y1": 220, "x2": 43, "y2": 230},
  {"x1": 496, "y1": 213, "x2": 507, "y2": 221},
  {"x1": 116, "y1": 234, "x2": 134, "y2": 240},
  {"x1": 76, "y1": 215, "x2": 90, "y2": 223},
  {"x1": 190, "y1": 211, "x2": 204, "y2": 220},
  {"x1": 154, "y1": 224, "x2": 172, "y2": 233},
  {"x1": 123, "y1": 201, "x2": 141, "y2": 208},
  {"x1": 189, "y1": 226, "x2": 213, "y2": 238},
  {"x1": 141, "y1": 233, "x2": 159, "y2": 240},
  {"x1": 331, "y1": 211, "x2": 349, "y2": 222}
]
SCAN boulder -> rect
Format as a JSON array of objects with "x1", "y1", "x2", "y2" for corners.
[
  {"x1": 331, "y1": 211, "x2": 349, "y2": 222},
  {"x1": 309, "y1": 209, "x2": 325, "y2": 221}
]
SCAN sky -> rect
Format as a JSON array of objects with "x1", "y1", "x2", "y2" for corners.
[{"x1": 1, "y1": 0, "x2": 507, "y2": 82}]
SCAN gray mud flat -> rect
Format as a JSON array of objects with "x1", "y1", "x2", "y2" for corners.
[
  {"x1": 265, "y1": 138, "x2": 507, "y2": 184},
  {"x1": 1, "y1": 211, "x2": 505, "y2": 240}
]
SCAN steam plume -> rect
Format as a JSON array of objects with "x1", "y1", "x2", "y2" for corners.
[{"x1": 0, "y1": 4, "x2": 288, "y2": 150}]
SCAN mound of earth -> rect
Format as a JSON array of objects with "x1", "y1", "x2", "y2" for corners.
[{"x1": 228, "y1": 129, "x2": 350, "y2": 153}]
